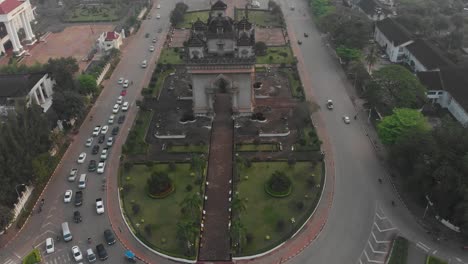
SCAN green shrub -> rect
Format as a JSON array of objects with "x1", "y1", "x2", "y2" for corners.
[
  {"x1": 388, "y1": 236, "x2": 409, "y2": 264},
  {"x1": 22, "y1": 248, "x2": 41, "y2": 264}
]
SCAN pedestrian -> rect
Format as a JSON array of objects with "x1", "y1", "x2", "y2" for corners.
[{"x1": 354, "y1": 115, "x2": 357, "y2": 120}]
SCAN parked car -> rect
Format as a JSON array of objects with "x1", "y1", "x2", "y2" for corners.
[
  {"x1": 141, "y1": 60, "x2": 147, "y2": 68},
  {"x1": 92, "y1": 145, "x2": 100, "y2": 155},
  {"x1": 85, "y1": 137, "x2": 93, "y2": 147},
  {"x1": 157, "y1": 4, "x2": 160, "y2": 8},
  {"x1": 117, "y1": 96, "x2": 123, "y2": 105},
  {"x1": 118, "y1": 77, "x2": 124, "y2": 84},
  {"x1": 77, "y1": 152, "x2": 86, "y2": 164},
  {"x1": 68, "y1": 168, "x2": 78, "y2": 182},
  {"x1": 74, "y1": 191, "x2": 83, "y2": 206},
  {"x1": 123, "y1": 79, "x2": 129, "y2": 88},
  {"x1": 326, "y1": 99, "x2": 334, "y2": 110},
  {"x1": 100, "y1": 125, "x2": 108, "y2": 135},
  {"x1": 73, "y1": 210, "x2": 82, "y2": 223},
  {"x1": 88, "y1": 160, "x2": 97, "y2": 172},
  {"x1": 97, "y1": 161, "x2": 106, "y2": 174},
  {"x1": 92, "y1": 126, "x2": 101, "y2": 136},
  {"x1": 106, "y1": 137, "x2": 114, "y2": 147},
  {"x1": 100, "y1": 148, "x2": 108, "y2": 160},
  {"x1": 298, "y1": 40, "x2": 302, "y2": 45},
  {"x1": 152, "y1": 37, "x2": 157, "y2": 43},
  {"x1": 120, "y1": 90, "x2": 127, "y2": 96},
  {"x1": 64, "y1": 190, "x2": 72, "y2": 203},
  {"x1": 71, "y1": 246, "x2": 83, "y2": 262},
  {"x1": 304, "y1": 33, "x2": 309, "y2": 37},
  {"x1": 45, "y1": 238, "x2": 54, "y2": 254},
  {"x1": 96, "y1": 198, "x2": 104, "y2": 214},
  {"x1": 112, "y1": 126, "x2": 119, "y2": 136},
  {"x1": 98, "y1": 135, "x2": 105, "y2": 144},
  {"x1": 156, "y1": 13, "x2": 160, "y2": 19},
  {"x1": 108, "y1": 114, "x2": 115, "y2": 124},
  {"x1": 118, "y1": 115, "x2": 125, "y2": 124},
  {"x1": 122, "y1": 102, "x2": 129, "y2": 112},
  {"x1": 149, "y1": 45, "x2": 155, "y2": 52},
  {"x1": 96, "y1": 244, "x2": 108, "y2": 260},
  {"x1": 104, "y1": 229, "x2": 116, "y2": 245},
  {"x1": 86, "y1": 248, "x2": 97, "y2": 263}
]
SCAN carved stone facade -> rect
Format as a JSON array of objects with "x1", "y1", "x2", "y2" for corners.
[{"x1": 186, "y1": 0, "x2": 255, "y2": 115}]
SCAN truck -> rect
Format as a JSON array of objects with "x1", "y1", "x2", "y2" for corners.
[{"x1": 96, "y1": 198, "x2": 104, "y2": 214}]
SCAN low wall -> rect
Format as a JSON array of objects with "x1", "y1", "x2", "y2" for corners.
[
  {"x1": 154, "y1": 134, "x2": 186, "y2": 139},
  {"x1": 259, "y1": 131, "x2": 290, "y2": 137},
  {"x1": 96, "y1": 63, "x2": 111, "y2": 85},
  {"x1": 0, "y1": 186, "x2": 34, "y2": 235}
]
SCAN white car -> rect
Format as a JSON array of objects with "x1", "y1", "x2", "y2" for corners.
[
  {"x1": 157, "y1": 4, "x2": 160, "y2": 8},
  {"x1": 122, "y1": 101, "x2": 129, "y2": 112},
  {"x1": 100, "y1": 148, "x2": 108, "y2": 160},
  {"x1": 112, "y1": 104, "x2": 120, "y2": 114},
  {"x1": 149, "y1": 45, "x2": 155, "y2": 52},
  {"x1": 343, "y1": 116, "x2": 351, "y2": 124},
  {"x1": 97, "y1": 161, "x2": 106, "y2": 174},
  {"x1": 45, "y1": 237, "x2": 54, "y2": 254},
  {"x1": 68, "y1": 168, "x2": 78, "y2": 182},
  {"x1": 100, "y1": 125, "x2": 109, "y2": 135},
  {"x1": 106, "y1": 137, "x2": 114, "y2": 147},
  {"x1": 71, "y1": 246, "x2": 83, "y2": 262},
  {"x1": 117, "y1": 77, "x2": 124, "y2": 84},
  {"x1": 96, "y1": 198, "x2": 104, "y2": 214},
  {"x1": 64, "y1": 190, "x2": 73, "y2": 203},
  {"x1": 77, "y1": 152, "x2": 87, "y2": 164},
  {"x1": 117, "y1": 96, "x2": 123, "y2": 105},
  {"x1": 92, "y1": 126, "x2": 101, "y2": 136},
  {"x1": 85, "y1": 137, "x2": 93, "y2": 147},
  {"x1": 108, "y1": 114, "x2": 115, "y2": 124},
  {"x1": 156, "y1": 14, "x2": 160, "y2": 19},
  {"x1": 123, "y1": 79, "x2": 129, "y2": 88}
]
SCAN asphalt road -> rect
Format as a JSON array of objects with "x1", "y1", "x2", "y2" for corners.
[{"x1": 0, "y1": 1, "x2": 174, "y2": 263}]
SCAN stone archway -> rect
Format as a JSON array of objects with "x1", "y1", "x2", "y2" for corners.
[{"x1": 207, "y1": 74, "x2": 239, "y2": 114}]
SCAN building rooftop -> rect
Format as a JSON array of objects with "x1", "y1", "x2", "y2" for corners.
[
  {"x1": 211, "y1": 0, "x2": 227, "y2": 10},
  {"x1": 376, "y1": 18, "x2": 412, "y2": 46},
  {"x1": 0, "y1": 0, "x2": 22, "y2": 15},
  {"x1": 0, "y1": 72, "x2": 46, "y2": 99},
  {"x1": 417, "y1": 71, "x2": 444, "y2": 91},
  {"x1": 104, "y1": 32, "x2": 119, "y2": 41},
  {"x1": 406, "y1": 39, "x2": 453, "y2": 71},
  {"x1": 358, "y1": 0, "x2": 392, "y2": 17}
]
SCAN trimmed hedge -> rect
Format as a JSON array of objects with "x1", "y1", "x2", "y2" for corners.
[
  {"x1": 264, "y1": 183, "x2": 292, "y2": 198},
  {"x1": 23, "y1": 248, "x2": 41, "y2": 264},
  {"x1": 147, "y1": 185, "x2": 175, "y2": 199},
  {"x1": 388, "y1": 236, "x2": 409, "y2": 264}
]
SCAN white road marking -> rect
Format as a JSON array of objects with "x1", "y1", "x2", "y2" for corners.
[
  {"x1": 373, "y1": 222, "x2": 397, "y2": 233},
  {"x1": 371, "y1": 231, "x2": 391, "y2": 244},
  {"x1": 363, "y1": 250, "x2": 385, "y2": 263},
  {"x1": 4, "y1": 259, "x2": 17, "y2": 264},
  {"x1": 416, "y1": 242, "x2": 430, "y2": 252},
  {"x1": 368, "y1": 241, "x2": 387, "y2": 254},
  {"x1": 375, "y1": 212, "x2": 387, "y2": 220}
]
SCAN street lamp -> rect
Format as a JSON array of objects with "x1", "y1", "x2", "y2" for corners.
[
  {"x1": 423, "y1": 195, "x2": 434, "y2": 219},
  {"x1": 15, "y1": 184, "x2": 26, "y2": 199}
]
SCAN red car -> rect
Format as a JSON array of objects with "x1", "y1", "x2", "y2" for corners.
[{"x1": 120, "y1": 90, "x2": 127, "y2": 96}]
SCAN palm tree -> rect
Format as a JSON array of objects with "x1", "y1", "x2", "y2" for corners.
[
  {"x1": 180, "y1": 194, "x2": 202, "y2": 219},
  {"x1": 365, "y1": 44, "x2": 378, "y2": 74},
  {"x1": 191, "y1": 154, "x2": 205, "y2": 179}
]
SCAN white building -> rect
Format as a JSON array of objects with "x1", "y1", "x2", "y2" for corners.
[
  {"x1": 0, "y1": 0, "x2": 36, "y2": 56},
  {"x1": 418, "y1": 67, "x2": 468, "y2": 127},
  {"x1": 0, "y1": 72, "x2": 55, "y2": 115},
  {"x1": 374, "y1": 18, "x2": 413, "y2": 63},
  {"x1": 97, "y1": 30, "x2": 124, "y2": 52}
]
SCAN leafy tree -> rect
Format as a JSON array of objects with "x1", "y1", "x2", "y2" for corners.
[
  {"x1": 336, "y1": 46, "x2": 361, "y2": 65},
  {"x1": 451, "y1": 13, "x2": 464, "y2": 29},
  {"x1": 76, "y1": 74, "x2": 98, "y2": 95},
  {"x1": 52, "y1": 90, "x2": 85, "y2": 121},
  {"x1": 147, "y1": 171, "x2": 172, "y2": 195},
  {"x1": 365, "y1": 45, "x2": 378, "y2": 73},
  {"x1": 32, "y1": 152, "x2": 56, "y2": 184},
  {"x1": 377, "y1": 108, "x2": 429, "y2": 145},
  {"x1": 433, "y1": 15, "x2": 450, "y2": 34},
  {"x1": 0, "y1": 205, "x2": 13, "y2": 231},
  {"x1": 180, "y1": 194, "x2": 201, "y2": 219},
  {"x1": 310, "y1": 0, "x2": 334, "y2": 17},
  {"x1": 175, "y1": 2, "x2": 188, "y2": 13},
  {"x1": 254, "y1": 42, "x2": 267, "y2": 56},
  {"x1": 44, "y1": 57, "x2": 79, "y2": 91},
  {"x1": 190, "y1": 154, "x2": 205, "y2": 179},
  {"x1": 170, "y1": 2, "x2": 188, "y2": 26},
  {"x1": 267, "y1": 171, "x2": 292, "y2": 193},
  {"x1": 366, "y1": 65, "x2": 427, "y2": 114}
]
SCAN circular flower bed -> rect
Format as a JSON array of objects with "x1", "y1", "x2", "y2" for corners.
[
  {"x1": 264, "y1": 171, "x2": 292, "y2": 197},
  {"x1": 147, "y1": 171, "x2": 174, "y2": 198}
]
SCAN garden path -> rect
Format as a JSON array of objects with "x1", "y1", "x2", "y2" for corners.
[{"x1": 198, "y1": 93, "x2": 234, "y2": 261}]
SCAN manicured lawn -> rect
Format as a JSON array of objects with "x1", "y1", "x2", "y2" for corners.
[
  {"x1": 256, "y1": 46, "x2": 295, "y2": 64},
  {"x1": 151, "y1": 68, "x2": 176, "y2": 97},
  {"x1": 64, "y1": 4, "x2": 121, "y2": 22},
  {"x1": 280, "y1": 68, "x2": 304, "y2": 98},
  {"x1": 235, "y1": 9, "x2": 283, "y2": 27},
  {"x1": 177, "y1": 11, "x2": 210, "y2": 28},
  {"x1": 121, "y1": 163, "x2": 203, "y2": 258},
  {"x1": 159, "y1": 48, "x2": 183, "y2": 64},
  {"x1": 235, "y1": 161, "x2": 323, "y2": 255},
  {"x1": 387, "y1": 236, "x2": 409, "y2": 264},
  {"x1": 124, "y1": 110, "x2": 152, "y2": 155},
  {"x1": 426, "y1": 256, "x2": 447, "y2": 264},
  {"x1": 236, "y1": 143, "x2": 279, "y2": 152},
  {"x1": 22, "y1": 248, "x2": 41, "y2": 264},
  {"x1": 167, "y1": 144, "x2": 208, "y2": 153}
]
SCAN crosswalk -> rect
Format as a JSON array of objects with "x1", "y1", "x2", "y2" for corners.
[
  {"x1": 42, "y1": 251, "x2": 73, "y2": 264},
  {"x1": 4, "y1": 258, "x2": 18, "y2": 264}
]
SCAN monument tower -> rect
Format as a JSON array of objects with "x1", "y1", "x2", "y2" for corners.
[{"x1": 186, "y1": 0, "x2": 256, "y2": 116}]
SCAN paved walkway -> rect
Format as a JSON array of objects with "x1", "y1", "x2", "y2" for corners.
[{"x1": 198, "y1": 94, "x2": 234, "y2": 261}]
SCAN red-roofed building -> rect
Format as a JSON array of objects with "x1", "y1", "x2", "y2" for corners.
[
  {"x1": 0, "y1": 0, "x2": 36, "y2": 56},
  {"x1": 97, "y1": 29, "x2": 125, "y2": 51}
]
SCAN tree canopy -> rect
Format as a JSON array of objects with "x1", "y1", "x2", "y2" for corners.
[
  {"x1": 44, "y1": 57, "x2": 79, "y2": 91},
  {"x1": 170, "y1": 2, "x2": 188, "y2": 25},
  {"x1": 52, "y1": 90, "x2": 85, "y2": 121},
  {"x1": 366, "y1": 65, "x2": 427, "y2": 115},
  {"x1": 76, "y1": 74, "x2": 98, "y2": 95},
  {"x1": 336, "y1": 46, "x2": 361, "y2": 65},
  {"x1": 377, "y1": 108, "x2": 429, "y2": 145},
  {"x1": 254, "y1": 42, "x2": 267, "y2": 56},
  {"x1": 147, "y1": 171, "x2": 172, "y2": 196}
]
